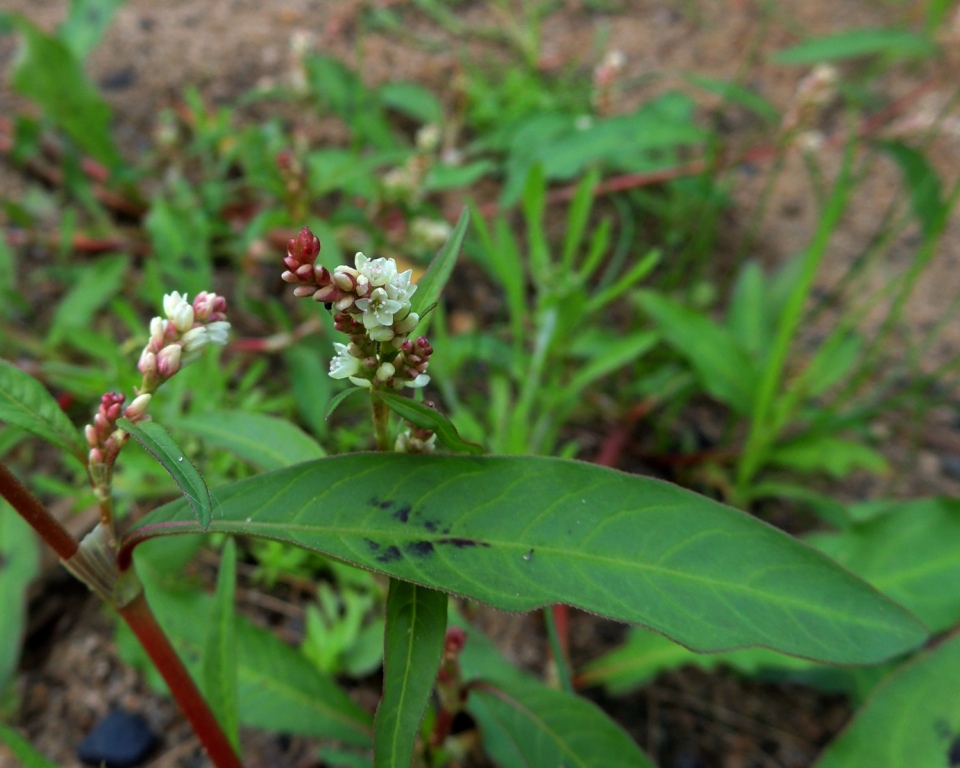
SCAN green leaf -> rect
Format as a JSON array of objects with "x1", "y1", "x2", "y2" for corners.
[
  {"x1": 57, "y1": 0, "x2": 125, "y2": 60},
  {"x1": 563, "y1": 331, "x2": 659, "y2": 398},
  {"x1": 470, "y1": 678, "x2": 655, "y2": 768},
  {"x1": 726, "y1": 261, "x2": 772, "y2": 362},
  {"x1": 637, "y1": 290, "x2": 758, "y2": 414},
  {"x1": 768, "y1": 435, "x2": 888, "y2": 479},
  {"x1": 377, "y1": 82, "x2": 443, "y2": 124},
  {"x1": 47, "y1": 255, "x2": 128, "y2": 346},
  {"x1": 685, "y1": 73, "x2": 780, "y2": 122},
  {"x1": 132, "y1": 549, "x2": 374, "y2": 745},
  {"x1": 579, "y1": 626, "x2": 818, "y2": 696},
  {"x1": 117, "y1": 418, "x2": 213, "y2": 530},
  {"x1": 878, "y1": 140, "x2": 946, "y2": 240},
  {"x1": 173, "y1": 410, "x2": 325, "y2": 471},
  {"x1": 123, "y1": 454, "x2": 928, "y2": 665},
  {"x1": 808, "y1": 499, "x2": 960, "y2": 633},
  {"x1": 0, "y1": 725, "x2": 62, "y2": 768},
  {"x1": 325, "y1": 387, "x2": 367, "y2": 421},
  {"x1": 374, "y1": 581, "x2": 447, "y2": 768},
  {"x1": 411, "y1": 208, "x2": 470, "y2": 336},
  {"x1": 423, "y1": 161, "x2": 495, "y2": 192},
  {"x1": 373, "y1": 390, "x2": 484, "y2": 455},
  {"x1": 0, "y1": 502, "x2": 39, "y2": 696},
  {"x1": 201, "y1": 538, "x2": 239, "y2": 751},
  {"x1": 0, "y1": 359, "x2": 85, "y2": 462},
  {"x1": 814, "y1": 634, "x2": 960, "y2": 768},
  {"x1": 772, "y1": 28, "x2": 937, "y2": 64},
  {"x1": 8, "y1": 15, "x2": 121, "y2": 168}
]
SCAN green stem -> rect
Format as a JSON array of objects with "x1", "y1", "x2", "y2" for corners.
[
  {"x1": 372, "y1": 391, "x2": 392, "y2": 452},
  {"x1": 543, "y1": 606, "x2": 574, "y2": 693}
]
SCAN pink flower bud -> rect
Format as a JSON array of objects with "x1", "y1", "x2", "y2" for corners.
[
  {"x1": 157, "y1": 344, "x2": 182, "y2": 378},
  {"x1": 85, "y1": 424, "x2": 97, "y2": 447},
  {"x1": 139, "y1": 350, "x2": 158, "y2": 376},
  {"x1": 287, "y1": 227, "x2": 321, "y2": 266},
  {"x1": 89, "y1": 448, "x2": 104, "y2": 465},
  {"x1": 294, "y1": 286, "x2": 319, "y2": 298},
  {"x1": 125, "y1": 393, "x2": 153, "y2": 420}
]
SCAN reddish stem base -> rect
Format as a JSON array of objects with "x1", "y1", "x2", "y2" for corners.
[{"x1": 118, "y1": 593, "x2": 242, "y2": 768}]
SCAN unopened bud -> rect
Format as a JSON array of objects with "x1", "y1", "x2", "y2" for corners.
[
  {"x1": 139, "y1": 350, "x2": 158, "y2": 376},
  {"x1": 376, "y1": 362, "x2": 396, "y2": 381},
  {"x1": 157, "y1": 344, "x2": 182, "y2": 378},
  {"x1": 287, "y1": 227, "x2": 321, "y2": 266},
  {"x1": 125, "y1": 393, "x2": 153, "y2": 420}
]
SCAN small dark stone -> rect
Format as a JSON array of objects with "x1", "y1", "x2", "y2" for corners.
[
  {"x1": 98, "y1": 68, "x2": 137, "y2": 90},
  {"x1": 942, "y1": 455, "x2": 960, "y2": 482},
  {"x1": 77, "y1": 709, "x2": 158, "y2": 768}
]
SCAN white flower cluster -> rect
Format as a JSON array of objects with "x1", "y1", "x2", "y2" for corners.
[{"x1": 333, "y1": 253, "x2": 419, "y2": 343}]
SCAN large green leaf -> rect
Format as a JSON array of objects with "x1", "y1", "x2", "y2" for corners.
[
  {"x1": 132, "y1": 550, "x2": 373, "y2": 745},
  {"x1": 201, "y1": 538, "x2": 239, "y2": 751},
  {"x1": 123, "y1": 454, "x2": 927, "y2": 665},
  {"x1": 118, "y1": 418, "x2": 212, "y2": 530},
  {"x1": 173, "y1": 410, "x2": 326, "y2": 470},
  {"x1": 637, "y1": 291, "x2": 758, "y2": 414},
  {"x1": 0, "y1": 502, "x2": 39, "y2": 696},
  {"x1": 0, "y1": 359, "x2": 86, "y2": 462},
  {"x1": 470, "y1": 679, "x2": 654, "y2": 768},
  {"x1": 8, "y1": 15, "x2": 121, "y2": 168},
  {"x1": 374, "y1": 581, "x2": 447, "y2": 768},
  {"x1": 808, "y1": 499, "x2": 960, "y2": 633},
  {"x1": 814, "y1": 634, "x2": 960, "y2": 768}
]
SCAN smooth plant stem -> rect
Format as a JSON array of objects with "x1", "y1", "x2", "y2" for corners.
[
  {"x1": 543, "y1": 606, "x2": 574, "y2": 694},
  {"x1": 119, "y1": 592, "x2": 243, "y2": 768},
  {"x1": 371, "y1": 391, "x2": 392, "y2": 452},
  {"x1": 0, "y1": 460, "x2": 78, "y2": 560}
]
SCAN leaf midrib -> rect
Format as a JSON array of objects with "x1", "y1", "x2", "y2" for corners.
[{"x1": 132, "y1": 519, "x2": 909, "y2": 635}]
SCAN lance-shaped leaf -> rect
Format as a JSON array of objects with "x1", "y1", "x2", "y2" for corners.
[
  {"x1": 173, "y1": 410, "x2": 325, "y2": 470},
  {"x1": 814, "y1": 634, "x2": 960, "y2": 768},
  {"x1": 470, "y1": 679, "x2": 655, "y2": 768},
  {"x1": 374, "y1": 391, "x2": 484, "y2": 455},
  {"x1": 122, "y1": 454, "x2": 926, "y2": 665},
  {"x1": 0, "y1": 360, "x2": 86, "y2": 462},
  {"x1": 374, "y1": 581, "x2": 447, "y2": 768},
  {"x1": 117, "y1": 418, "x2": 212, "y2": 530},
  {"x1": 201, "y1": 538, "x2": 239, "y2": 751},
  {"x1": 410, "y1": 208, "x2": 470, "y2": 336}
]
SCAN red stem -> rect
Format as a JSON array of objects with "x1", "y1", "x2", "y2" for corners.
[
  {"x1": 118, "y1": 593, "x2": 243, "y2": 768},
  {"x1": 0, "y1": 461, "x2": 78, "y2": 560}
]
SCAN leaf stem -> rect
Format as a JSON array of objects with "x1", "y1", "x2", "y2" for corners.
[
  {"x1": 543, "y1": 605, "x2": 574, "y2": 694},
  {"x1": 118, "y1": 592, "x2": 243, "y2": 768},
  {"x1": 372, "y1": 390, "x2": 392, "y2": 452},
  {"x1": 0, "y1": 460, "x2": 78, "y2": 560}
]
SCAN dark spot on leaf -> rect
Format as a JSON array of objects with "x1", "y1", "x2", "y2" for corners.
[
  {"x1": 437, "y1": 537, "x2": 490, "y2": 549},
  {"x1": 424, "y1": 520, "x2": 438, "y2": 532},
  {"x1": 442, "y1": 527, "x2": 451, "y2": 535},
  {"x1": 364, "y1": 538, "x2": 381, "y2": 551},
  {"x1": 376, "y1": 545, "x2": 402, "y2": 563},
  {"x1": 0, "y1": 553, "x2": 6, "y2": 569},
  {"x1": 949, "y1": 735, "x2": 960, "y2": 766},
  {"x1": 393, "y1": 504, "x2": 412, "y2": 524},
  {"x1": 406, "y1": 540, "x2": 435, "y2": 557},
  {"x1": 369, "y1": 497, "x2": 394, "y2": 510}
]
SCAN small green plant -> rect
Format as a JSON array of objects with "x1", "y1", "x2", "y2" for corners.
[{"x1": 0, "y1": 219, "x2": 930, "y2": 766}]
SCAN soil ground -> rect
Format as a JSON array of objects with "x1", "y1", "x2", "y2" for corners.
[{"x1": 2, "y1": 1, "x2": 960, "y2": 767}]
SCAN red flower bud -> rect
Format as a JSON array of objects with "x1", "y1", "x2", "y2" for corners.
[{"x1": 287, "y1": 227, "x2": 321, "y2": 266}]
